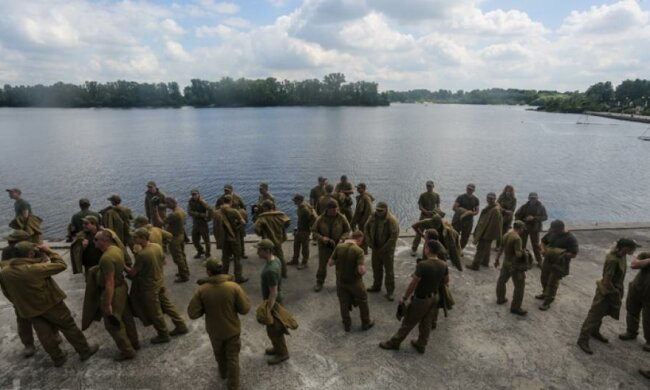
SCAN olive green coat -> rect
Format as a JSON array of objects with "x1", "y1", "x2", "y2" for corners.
[
  {"x1": 351, "y1": 192, "x2": 374, "y2": 231},
  {"x1": 71, "y1": 228, "x2": 132, "y2": 273},
  {"x1": 473, "y1": 204, "x2": 503, "y2": 245},
  {"x1": 213, "y1": 207, "x2": 242, "y2": 249},
  {"x1": 254, "y1": 211, "x2": 291, "y2": 247},
  {"x1": 364, "y1": 211, "x2": 400, "y2": 253},
  {"x1": 100, "y1": 205, "x2": 133, "y2": 246},
  {"x1": 144, "y1": 191, "x2": 167, "y2": 223},
  {"x1": 311, "y1": 213, "x2": 351, "y2": 243},
  {"x1": 129, "y1": 243, "x2": 165, "y2": 326}
]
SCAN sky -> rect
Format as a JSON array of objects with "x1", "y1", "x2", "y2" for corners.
[{"x1": 0, "y1": 0, "x2": 649, "y2": 92}]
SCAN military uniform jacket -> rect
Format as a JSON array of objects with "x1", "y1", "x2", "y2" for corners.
[
  {"x1": 311, "y1": 213, "x2": 351, "y2": 244},
  {"x1": 514, "y1": 202, "x2": 548, "y2": 232},
  {"x1": 418, "y1": 191, "x2": 441, "y2": 215},
  {"x1": 129, "y1": 243, "x2": 165, "y2": 326},
  {"x1": 255, "y1": 211, "x2": 291, "y2": 246},
  {"x1": 213, "y1": 207, "x2": 242, "y2": 248},
  {"x1": 188, "y1": 198, "x2": 211, "y2": 224},
  {"x1": 296, "y1": 202, "x2": 316, "y2": 232},
  {"x1": 216, "y1": 193, "x2": 245, "y2": 209},
  {"x1": 473, "y1": 204, "x2": 503, "y2": 244},
  {"x1": 164, "y1": 207, "x2": 187, "y2": 237},
  {"x1": 497, "y1": 194, "x2": 516, "y2": 223},
  {"x1": 351, "y1": 192, "x2": 374, "y2": 230},
  {"x1": 452, "y1": 193, "x2": 479, "y2": 224},
  {"x1": 100, "y1": 205, "x2": 133, "y2": 245},
  {"x1": 71, "y1": 228, "x2": 132, "y2": 273},
  {"x1": 69, "y1": 209, "x2": 101, "y2": 235},
  {"x1": 502, "y1": 231, "x2": 527, "y2": 271},
  {"x1": 309, "y1": 185, "x2": 326, "y2": 206},
  {"x1": 145, "y1": 191, "x2": 167, "y2": 222},
  {"x1": 593, "y1": 250, "x2": 628, "y2": 319},
  {"x1": 317, "y1": 194, "x2": 339, "y2": 215},
  {"x1": 364, "y1": 212, "x2": 400, "y2": 252},
  {"x1": 331, "y1": 242, "x2": 365, "y2": 284}
]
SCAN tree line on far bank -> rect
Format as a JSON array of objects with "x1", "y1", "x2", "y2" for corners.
[{"x1": 0, "y1": 73, "x2": 389, "y2": 108}]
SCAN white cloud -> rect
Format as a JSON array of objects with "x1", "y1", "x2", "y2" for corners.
[
  {"x1": 160, "y1": 19, "x2": 185, "y2": 36},
  {"x1": 339, "y1": 12, "x2": 414, "y2": 51},
  {"x1": 559, "y1": 0, "x2": 649, "y2": 35},
  {"x1": 196, "y1": 0, "x2": 239, "y2": 14},
  {"x1": 165, "y1": 41, "x2": 193, "y2": 62},
  {"x1": 223, "y1": 17, "x2": 252, "y2": 29},
  {"x1": 195, "y1": 24, "x2": 237, "y2": 39}
]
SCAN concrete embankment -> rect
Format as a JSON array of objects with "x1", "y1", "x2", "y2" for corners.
[{"x1": 585, "y1": 111, "x2": 650, "y2": 124}]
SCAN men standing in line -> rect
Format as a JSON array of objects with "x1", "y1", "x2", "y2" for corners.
[
  {"x1": 309, "y1": 177, "x2": 327, "y2": 208},
  {"x1": 217, "y1": 185, "x2": 248, "y2": 259},
  {"x1": 252, "y1": 183, "x2": 275, "y2": 222},
  {"x1": 577, "y1": 238, "x2": 640, "y2": 354},
  {"x1": 317, "y1": 184, "x2": 339, "y2": 216},
  {"x1": 254, "y1": 201, "x2": 291, "y2": 278},
  {"x1": 100, "y1": 194, "x2": 133, "y2": 250},
  {"x1": 467, "y1": 193, "x2": 503, "y2": 271},
  {"x1": 290, "y1": 194, "x2": 315, "y2": 270},
  {"x1": 154, "y1": 197, "x2": 189, "y2": 283},
  {"x1": 6, "y1": 188, "x2": 43, "y2": 243},
  {"x1": 537, "y1": 220, "x2": 579, "y2": 311},
  {"x1": 70, "y1": 215, "x2": 104, "y2": 275},
  {"x1": 0, "y1": 242, "x2": 99, "y2": 366},
  {"x1": 188, "y1": 257, "x2": 251, "y2": 389},
  {"x1": 328, "y1": 231, "x2": 374, "y2": 331},
  {"x1": 351, "y1": 183, "x2": 374, "y2": 254},
  {"x1": 451, "y1": 184, "x2": 479, "y2": 250},
  {"x1": 67, "y1": 198, "x2": 101, "y2": 242},
  {"x1": 213, "y1": 195, "x2": 248, "y2": 284},
  {"x1": 311, "y1": 201, "x2": 351, "y2": 292},
  {"x1": 188, "y1": 189, "x2": 211, "y2": 259},
  {"x1": 379, "y1": 240, "x2": 449, "y2": 354},
  {"x1": 494, "y1": 221, "x2": 529, "y2": 316},
  {"x1": 335, "y1": 175, "x2": 355, "y2": 223},
  {"x1": 411, "y1": 181, "x2": 440, "y2": 256},
  {"x1": 619, "y1": 251, "x2": 650, "y2": 352},
  {"x1": 496, "y1": 185, "x2": 517, "y2": 248},
  {"x1": 364, "y1": 202, "x2": 400, "y2": 301},
  {"x1": 515, "y1": 192, "x2": 548, "y2": 267},
  {"x1": 144, "y1": 181, "x2": 166, "y2": 228}
]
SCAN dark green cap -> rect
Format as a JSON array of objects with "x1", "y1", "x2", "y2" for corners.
[
  {"x1": 5, "y1": 230, "x2": 30, "y2": 242},
  {"x1": 14, "y1": 241, "x2": 37, "y2": 256},
  {"x1": 254, "y1": 239, "x2": 275, "y2": 250},
  {"x1": 82, "y1": 215, "x2": 99, "y2": 225},
  {"x1": 617, "y1": 238, "x2": 641, "y2": 248},
  {"x1": 204, "y1": 257, "x2": 223, "y2": 272}
]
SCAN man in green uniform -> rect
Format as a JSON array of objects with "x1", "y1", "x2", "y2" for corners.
[
  {"x1": 411, "y1": 181, "x2": 441, "y2": 256},
  {"x1": 411, "y1": 214, "x2": 462, "y2": 271},
  {"x1": 213, "y1": 195, "x2": 248, "y2": 283},
  {"x1": 379, "y1": 240, "x2": 449, "y2": 354},
  {"x1": 69, "y1": 215, "x2": 105, "y2": 275},
  {"x1": 577, "y1": 238, "x2": 641, "y2": 354},
  {"x1": 257, "y1": 239, "x2": 290, "y2": 365},
  {"x1": 290, "y1": 194, "x2": 315, "y2": 270},
  {"x1": 467, "y1": 193, "x2": 503, "y2": 271},
  {"x1": 188, "y1": 189, "x2": 211, "y2": 259},
  {"x1": 6, "y1": 188, "x2": 43, "y2": 243},
  {"x1": 133, "y1": 215, "x2": 172, "y2": 250},
  {"x1": 451, "y1": 184, "x2": 479, "y2": 250},
  {"x1": 67, "y1": 198, "x2": 101, "y2": 242},
  {"x1": 309, "y1": 176, "x2": 327, "y2": 208},
  {"x1": 494, "y1": 221, "x2": 528, "y2": 316},
  {"x1": 328, "y1": 231, "x2": 374, "y2": 331},
  {"x1": 311, "y1": 201, "x2": 351, "y2": 292},
  {"x1": 0, "y1": 242, "x2": 99, "y2": 366},
  {"x1": 252, "y1": 183, "x2": 275, "y2": 222},
  {"x1": 217, "y1": 185, "x2": 248, "y2": 259},
  {"x1": 100, "y1": 194, "x2": 133, "y2": 250},
  {"x1": 154, "y1": 197, "x2": 189, "y2": 283},
  {"x1": 317, "y1": 184, "x2": 339, "y2": 216},
  {"x1": 619, "y1": 251, "x2": 650, "y2": 352},
  {"x1": 537, "y1": 220, "x2": 579, "y2": 311},
  {"x1": 364, "y1": 202, "x2": 400, "y2": 301},
  {"x1": 351, "y1": 183, "x2": 374, "y2": 254},
  {"x1": 144, "y1": 181, "x2": 167, "y2": 228},
  {"x1": 254, "y1": 200, "x2": 291, "y2": 278},
  {"x1": 127, "y1": 228, "x2": 188, "y2": 344},
  {"x1": 93, "y1": 230, "x2": 139, "y2": 361},
  {"x1": 496, "y1": 185, "x2": 516, "y2": 247},
  {"x1": 188, "y1": 257, "x2": 251, "y2": 389},
  {"x1": 514, "y1": 192, "x2": 548, "y2": 267},
  {"x1": 335, "y1": 175, "x2": 355, "y2": 223}
]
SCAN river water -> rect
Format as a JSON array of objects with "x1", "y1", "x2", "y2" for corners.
[{"x1": 1, "y1": 104, "x2": 648, "y2": 239}]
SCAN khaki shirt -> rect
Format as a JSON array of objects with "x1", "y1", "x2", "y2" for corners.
[
  {"x1": 418, "y1": 191, "x2": 440, "y2": 213},
  {"x1": 132, "y1": 243, "x2": 165, "y2": 291},
  {"x1": 332, "y1": 242, "x2": 365, "y2": 284},
  {"x1": 502, "y1": 231, "x2": 525, "y2": 270},
  {"x1": 311, "y1": 213, "x2": 351, "y2": 244},
  {"x1": 165, "y1": 207, "x2": 187, "y2": 237},
  {"x1": 98, "y1": 245, "x2": 126, "y2": 288}
]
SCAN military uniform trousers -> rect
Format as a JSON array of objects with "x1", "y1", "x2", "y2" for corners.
[
  {"x1": 411, "y1": 213, "x2": 428, "y2": 252},
  {"x1": 103, "y1": 285, "x2": 139, "y2": 357},
  {"x1": 370, "y1": 249, "x2": 395, "y2": 294},
  {"x1": 292, "y1": 230, "x2": 310, "y2": 264},
  {"x1": 337, "y1": 280, "x2": 371, "y2": 327},
  {"x1": 521, "y1": 229, "x2": 542, "y2": 265},
  {"x1": 389, "y1": 295, "x2": 438, "y2": 349},
  {"x1": 341, "y1": 208, "x2": 353, "y2": 226},
  {"x1": 453, "y1": 218, "x2": 473, "y2": 249},
  {"x1": 191, "y1": 221, "x2": 211, "y2": 256},
  {"x1": 140, "y1": 287, "x2": 186, "y2": 336},
  {"x1": 239, "y1": 227, "x2": 246, "y2": 258},
  {"x1": 471, "y1": 239, "x2": 495, "y2": 268},
  {"x1": 625, "y1": 282, "x2": 650, "y2": 343},
  {"x1": 578, "y1": 288, "x2": 621, "y2": 342},
  {"x1": 540, "y1": 260, "x2": 563, "y2": 305},
  {"x1": 501, "y1": 217, "x2": 513, "y2": 241},
  {"x1": 316, "y1": 244, "x2": 335, "y2": 285},
  {"x1": 208, "y1": 333, "x2": 241, "y2": 390},
  {"x1": 15, "y1": 308, "x2": 35, "y2": 347},
  {"x1": 496, "y1": 265, "x2": 526, "y2": 310},
  {"x1": 170, "y1": 234, "x2": 189, "y2": 279},
  {"x1": 222, "y1": 240, "x2": 244, "y2": 280},
  {"x1": 266, "y1": 318, "x2": 288, "y2": 358},
  {"x1": 30, "y1": 301, "x2": 93, "y2": 362}
]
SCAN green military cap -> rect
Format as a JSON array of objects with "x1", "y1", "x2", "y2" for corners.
[
  {"x1": 82, "y1": 215, "x2": 99, "y2": 225},
  {"x1": 5, "y1": 230, "x2": 30, "y2": 242},
  {"x1": 376, "y1": 202, "x2": 388, "y2": 211},
  {"x1": 261, "y1": 200, "x2": 274, "y2": 209},
  {"x1": 513, "y1": 220, "x2": 526, "y2": 230},
  {"x1": 466, "y1": 184, "x2": 476, "y2": 191},
  {"x1": 5, "y1": 188, "x2": 21, "y2": 194},
  {"x1": 292, "y1": 194, "x2": 304, "y2": 201},
  {"x1": 356, "y1": 182, "x2": 366, "y2": 189},
  {"x1": 191, "y1": 188, "x2": 200, "y2": 195},
  {"x1": 14, "y1": 241, "x2": 37, "y2": 257},
  {"x1": 107, "y1": 194, "x2": 121, "y2": 203},
  {"x1": 426, "y1": 180, "x2": 434, "y2": 187},
  {"x1": 487, "y1": 192, "x2": 497, "y2": 199},
  {"x1": 147, "y1": 181, "x2": 157, "y2": 188},
  {"x1": 133, "y1": 227, "x2": 150, "y2": 240},
  {"x1": 617, "y1": 238, "x2": 641, "y2": 248},
  {"x1": 224, "y1": 184, "x2": 233, "y2": 191},
  {"x1": 254, "y1": 239, "x2": 275, "y2": 250},
  {"x1": 528, "y1": 192, "x2": 538, "y2": 199},
  {"x1": 204, "y1": 257, "x2": 224, "y2": 272},
  {"x1": 134, "y1": 216, "x2": 149, "y2": 226},
  {"x1": 79, "y1": 198, "x2": 90, "y2": 206}
]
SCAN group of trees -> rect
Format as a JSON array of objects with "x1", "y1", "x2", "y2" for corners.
[
  {"x1": 0, "y1": 73, "x2": 389, "y2": 108},
  {"x1": 386, "y1": 88, "x2": 541, "y2": 105}
]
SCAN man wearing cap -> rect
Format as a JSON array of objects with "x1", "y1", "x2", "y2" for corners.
[
  {"x1": 577, "y1": 238, "x2": 640, "y2": 354},
  {"x1": 351, "y1": 183, "x2": 374, "y2": 254},
  {"x1": 67, "y1": 198, "x2": 101, "y2": 243},
  {"x1": 311, "y1": 201, "x2": 351, "y2": 292},
  {"x1": 217, "y1": 185, "x2": 248, "y2": 259},
  {"x1": 494, "y1": 221, "x2": 529, "y2": 316},
  {"x1": 154, "y1": 197, "x2": 189, "y2": 283},
  {"x1": 364, "y1": 202, "x2": 400, "y2": 300},
  {"x1": 619, "y1": 251, "x2": 650, "y2": 352},
  {"x1": 411, "y1": 181, "x2": 441, "y2": 256},
  {"x1": 255, "y1": 201, "x2": 291, "y2": 278},
  {"x1": 133, "y1": 216, "x2": 172, "y2": 250},
  {"x1": 537, "y1": 220, "x2": 579, "y2": 311},
  {"x1": 7, "y1": 188, "x2": 43, "y2": 244},
  {"x1": 188, "y1": 189, "x2": 212, "y2": 259},
  {"x1": 335, "y1": 175, "x2": 355, "y2": 223},
  {"x1": 188, "y1": 256, "x2": 250, "y2": 389},
  {"x1": 144, "y1": 182, "x2": 167, "y2": 228},
  {"x1": 467, "y1": 193, "x2": 503, "y2": 271},
  {"x1": 100, "y1": 194, "x2": 133, "y2": 250},
  {"x1": 317, "y1": 184, "x2": 339, "y2": 216},
  {"x1": 252, "y1": 183, "x2": 275, "y2": 222},
  {"x1": 0, "y1": 242, "x2": 99, "y2": 366},
  {"x1": 70, "y1": 215, "x2": 105, "y2": 275},
  {"x1": 496, "y1": 185, "x2": 517, "y2": 248},
  {"x1": 515, "y1": 192, "x2": 548, "y2": 267},
  {"x1": 127, "y1": 228, "x2": 187, "y2": 344},
  {"x1": 309, "y1": 177, "x2": 328, "y2": 208},
  {"x1": 451, "y1": 184, "x2": 480, "y2": 250},
  {"x1": 290, "y1": 194, "x2": 315, "y2": 270},
  {"x1": 213, "y1": 195, "x2": 248, "y2": 284}
]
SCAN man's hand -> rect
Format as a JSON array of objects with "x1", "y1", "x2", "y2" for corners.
[
  {"x1": 37, "y1": 243, "x2": 52, "y2": 253},
  {"x1": 320, "y1": 236, "x2": 330, "y2": 244},
  {"x1": 102, "y1": 303, "x2": 113, "y2": 316},
  {"x1": 327, "y1": 258, "x2": 335, "y2": 267},
  {"x1": 525, "y1": 216, "x2": 535, "y2": 222}
]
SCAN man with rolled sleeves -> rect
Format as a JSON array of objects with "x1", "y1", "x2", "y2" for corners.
[
  {"x1": 188, "y1": 257, "x2": 251, "y2": 389},
  {"x1": 134, "y1": 215, "x2": 172, "y2": 250},
  {"x1": 537, "y1": 220, "x2": 579, "y2": 311},
  {"x1": 309, "y1": 177, "x2": 327, "y2": 208},
  {"x1": 1, "y1": 241, "x2": 99, "y2": 366},
  {"x1": 351, "y1": 183, "x2": 374, "y2": 254},
  {"x1": 188, "y1": 188, "x2": 212, "y2": 259},
  {"x1": 290, "y1": 194, "x2": 315, "y2": 270},
  {"x1": 217, "y1": 185, "x2": 248, "y2": 259},
  {"x1": 311, "y1": 201, "x2": 351, "y2": 292},
  {"x1": 214, "y1": 195, "x2": 248, "y2": 284},
  {"x1": 329, "y1": 231, "x2": 374, "y2": 331},
  {"x1": 494, "y1": 221, "x2": 529, "y2": 316},
  {"x1": 364, "y1": 202, "x2": 400, "y2": 301},
  {"x1": 379, "y1": 240, "x2": 449, "y2": 354},
  {"x1": 145, "y1": 181, "x2": 167, "y2": 228},
  {"x1": 411, "y1": 181, "x2": 440, "y2": 256},
  {"x1": 577, "y1": 238, "x2": 640, "y2": 354},
  {"x1": 619, "y1": 251, "x2": 650, "y2": 352},
  {"x1": 154, "y1": 197, "x2": 189, "y2": 283},
  {"x1": 451, "y1": 184, "x2": 479, "y2": 250},
  {"x1": 7, "y1": 188, "x2": 43, "y2": 244},
  {"x1": 335, "y1": 175, "x2": 355, "y2": 223},
  {"x1": 467, "y1": 192, "x2": 503, "y2": 271},
  {"x1": 515, "y1": 192, "x2": 548, "y2": 267},
  {"x1": 69, "y1": 215, "x2": 104, "y2": 275},
  {"x1": 254, "y1": 200, "x2": 291, "y2": 278},
  {"x1": 67, "y1": 198, "x2": 101, "y2": 242}
]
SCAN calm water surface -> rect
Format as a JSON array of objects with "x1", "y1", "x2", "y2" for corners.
[{"x1": 1, "y1": 104, "x2": 648, "y2": 239}]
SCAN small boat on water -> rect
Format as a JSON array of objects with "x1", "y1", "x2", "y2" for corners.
[{"x1": 639, "y1": 128, "x2": 650, "y2": 141}]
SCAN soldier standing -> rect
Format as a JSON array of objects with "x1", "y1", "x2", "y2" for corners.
[
  {"x1": 213, "y1": 195, "x2": 248, "y2": 284},
  {"x1": 290, "y1": 194, "x2": 315, "y2": 270},
  {"x1": 496, "y1": 185, "x2": 517, "y2": 247},
  {"x1": 335, "y1": 175, "x2": 354, "y2": 223},
  {"x1": 364, "y1": 202, "x2": 400, "y2": 301},
  {"x1": 451, "y1": 184, "x2": 479, "y2": 250},
  {"x1": 188, "y1": 189, "x2": 211, "y2": 259},
  {"x1": 309, "y1": 177, "x2": 327, "y2": 208},
  {"x1": 494, "y1": 221, "x2": 529, "y2": 316},
  {"x1": 154, "y1": 197, "x2": 189, "y2": 283},
  {"x1": 144, "y1": 181, "x2": 166, "y2": 228},
  {"x1": 252, "y1": 183, "x2": 275, "y2": 222},
  {"x1": 467, "y1": 193, "x2": 503, "y2": 271},
  {"x1": 217, "y1": 185, "x2": 248, "y2": 259},
  {"x1": 100, "y1": 194, "x2": 133, "y2": 250},
  {"x1": 6, "y1": 188, "x2": 43, "y2": 243},
  {"x1": 317, "y1": 184, "x2": 339, "y2": 216},
  {"x1": 619, "y1": 251, "x2": 650, "y2": 352},
  {"x1": 254, "y1": 201, "x2": 291, "y2": 278},
  {"x1": 69, "y1": 215, "x2": 104, "y2": 275},
  {"x1": 351, "y1": 183, "x2": 374, "y2": 254},
  {"x1": 411, "y1": 181, "x2": 440, "y2": 256},
  {"x1": 67, "y1": 198, "x2": 101, "y2": 242},
  {"x1": 537, "y1": 220, "x2": 579, "y2": 311},
  {"x1": 515, "y1": 192, "x2": 548, "y2": 267},
  {"x1": 311, "y1": 201, "x2": 351, "y2": 292}
]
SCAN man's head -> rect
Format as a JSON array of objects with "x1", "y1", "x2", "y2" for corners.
[
  {"x1": 486, "y1": 192, "x2": 496, "y2": 206},
  {"x1": 326, "y1": 200, "x2": 338, "y2": 217},
  {"x1": 259, "y1": 183, "x2": 269, "y2": 195},
  {"x1": 223, "y1": 184, "x2": 233, "y2": 194},
  {"x1": 350, "y1": 230, "x2": 364, "y2": 245},
  {"x1": 82, "y1": 215, "x2": 100, "y2": 234},
  {"x1": 205, "y1": 257, "x2": 224, "y2": 276},
  {"x1": 616, "y1": 238, "x2": 641, "y2": 255},
  {"x1": 134, "y1": 216, "x2": 149, "y2": 228},
  {"x1": 5, "y1": 230, "x2": 30, "y2": 245},
  {"x1": 424, "y1": 228, "x2": 439, "y2": 242},
  {"x1": 255, "y1": 239, "x2": 275, "y2": 260},
  {"x1": 79, "y1": 198, "x2": 91, "y2": 210},
  {"x1": 340, "y1": 175, "x2": 348, "y2": 183},
  {"x1": 221, "y1": 194, "x2": 233, "y2": 206},
  {"x1": 356, "y1": 183, "x2": 366, "y2": 194},
  {"x1": 147, "y1": 181, "x2": 158, "y2": 194},
  {"x1": 513, "y1": 220, "x2": 526, "y2": 235},
  {"x1": 528, "y1": 192, "x2": 539, "y2": 204},
  {"x1": 424, "y1": 239, "x2": 445, "y2": 258},
  {"x1": 93, "y1": 230, "x2": 114, "y2": 251},
  {"x1": 426, "y1": 180, "x2": 434, "y2": 192},
  {"x1": 318, "y1": 176, "x2": 327, "y2": 186},
  {"x1": 325, "y1": 184, "x2": 334, "y2": 194},
  {"x1": 549, "y1": 220, "x2": 565, "y2": 234},
  {"x1": 107, "y1": 194, "x2": 121, "y2": 206},
  {"x1": 6, "y1": 188, "x2": 21, "y2": 200},
  {"x1": 190, "y1": 189, "x2": 200, "y2": 200},
  {"x1": 292, "y1": 194, "x2": 304, "y2": 205},
  {"x1": 132, "y1": 227, "x2": 150, "y2": 247},
  {"x1": 375, "y1": 202, "x2": 388, "y2": 217},
  {"x1": 14, "y1": 241, "x2": 38, "y2": 258},
  {"x1": 503, "y1": 185, "x2": 514, "y2": 197},
  {"x1": 261, "y1": 200, "x2": 274, "y2": 212},
  {"x1": 466, "y1": 184, "x2": 476, "y2": 196},
  {"x1": 165, "y1": 197, "x2": 177, "y2": 210}
]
